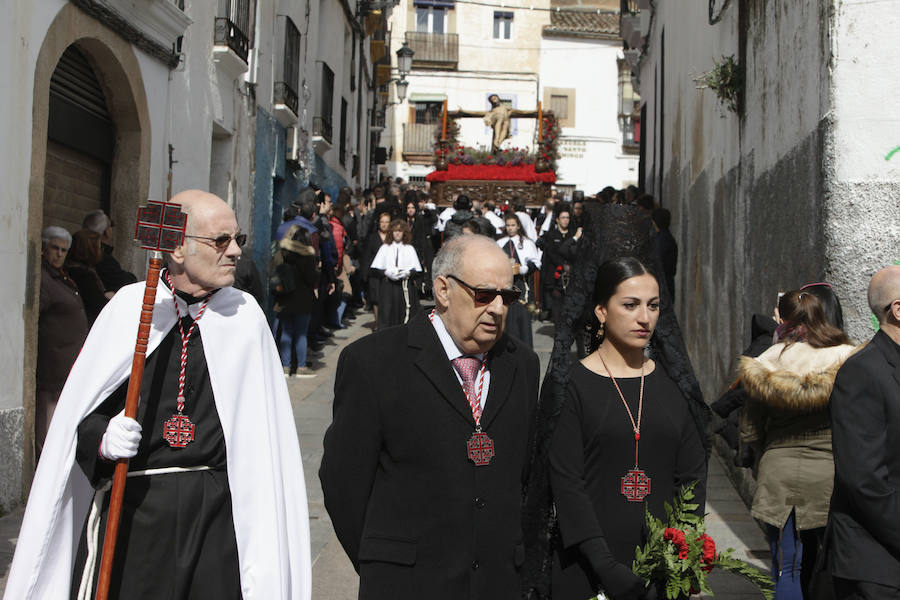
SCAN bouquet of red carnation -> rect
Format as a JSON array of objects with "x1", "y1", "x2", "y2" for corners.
[{"x1": 632, "y1": 482, "x2": 773, "y2": 599}]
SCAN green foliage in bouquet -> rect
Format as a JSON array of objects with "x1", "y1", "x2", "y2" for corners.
[{"x1": 632, "y1": 482, "x2": 774, "y2": 600}]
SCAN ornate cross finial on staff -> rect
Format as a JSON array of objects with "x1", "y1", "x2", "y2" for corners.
[{"x1": 93, "y1": 199, "x2": 187, "y2": 600}]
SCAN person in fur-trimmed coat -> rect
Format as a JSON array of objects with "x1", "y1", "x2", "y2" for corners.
[{"x1": 740, "y1": 290, "x2": 857, "y2": 600}]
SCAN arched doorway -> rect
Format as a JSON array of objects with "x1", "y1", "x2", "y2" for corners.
[
  {"x1": 24, "y1": 4, "x2": 152, "y2": 483},
  {"x1": 43, "y1": 45, "x2": 115, "y2": 232}
]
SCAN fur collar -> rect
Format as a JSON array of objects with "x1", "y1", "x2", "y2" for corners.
[{"x1": 739, "y1": 342, "x2": 858, "y2": 413}]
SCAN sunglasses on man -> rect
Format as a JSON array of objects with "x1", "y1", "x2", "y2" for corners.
[
  {"x1": 447, "y1": 274, "x2": 521, "y2": 306},
  {"x1": 185, "y1": 232, "x2": 247, "y2": 250}
]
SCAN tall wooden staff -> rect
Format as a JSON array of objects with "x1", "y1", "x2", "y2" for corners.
[{"x1": 93, "y1": 201, "x2": 188, "y2": 600}]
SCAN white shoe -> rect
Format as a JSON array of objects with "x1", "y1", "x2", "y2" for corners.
[{"x1": 295, "y1": 367, "x2": 317, "y2": 378}]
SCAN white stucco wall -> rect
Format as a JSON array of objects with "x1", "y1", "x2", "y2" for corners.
[
  {"x1": 823, "y1": 0, "x2": 900, "y2": 339},
  {"x1": 0, "y1": 0, "x2": 65, "y2": 413},
  {"x1": 539, "y1": 36, "x2": 638, "y2": 192}
]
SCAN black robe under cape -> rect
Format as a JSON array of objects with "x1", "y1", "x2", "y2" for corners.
[
  {"x1": 72, "y1": 290, "x2": 240, "y2": 600},
  {"x1": 500, "y1": 239, "x2": 535, "y2": 349},
  {"x1": 374, "y1": 272, "x2": 421, "y2": 329}
]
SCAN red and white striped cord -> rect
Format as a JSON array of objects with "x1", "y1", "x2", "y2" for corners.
[{"x1": 165, "y1": 272, "x2": 210, "y2": 413}]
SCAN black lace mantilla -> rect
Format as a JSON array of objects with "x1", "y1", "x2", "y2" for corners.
[{"x1": 521, "y1": 203, "x2": 712, "y2": 599}]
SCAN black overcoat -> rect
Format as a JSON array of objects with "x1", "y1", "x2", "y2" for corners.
[
  {"x1": 827, "y1": 329, "x2": 900, "y2": 588},
  {"x1": 320, "y1": 312, "x2": 540, "y2": 599}
]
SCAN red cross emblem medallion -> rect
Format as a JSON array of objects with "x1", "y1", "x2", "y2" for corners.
[
  {"x1": 467, "y1": 431, "x2": 495, "y2": 466},
  {"x1": 621, "y1": 469, "x2": 651, "y2": 502},
  {"x1": 163, "y1": 414, "x2": 195, "y2": 448}
]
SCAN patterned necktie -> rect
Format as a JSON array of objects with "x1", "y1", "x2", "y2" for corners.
[{"x1": 452, "y1": 356, "x2": 483, "y2": 422}]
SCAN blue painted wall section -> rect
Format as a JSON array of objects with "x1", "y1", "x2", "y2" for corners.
[
  {"x1": 311, "y1": 153, "x2": 348, "y2": 200},
  {"x1": 251, "y1": 107, "x2": 282, "y2": 276},
  {"x1": 250, "y1": 107, "x2": 347, "y2": 308}
]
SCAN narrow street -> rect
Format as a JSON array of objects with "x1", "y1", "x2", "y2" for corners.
[{"x1": 0, "y1": 312, "x2": 771, "y2": 598}]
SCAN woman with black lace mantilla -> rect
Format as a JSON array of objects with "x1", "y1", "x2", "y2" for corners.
[
  {"x1": 548, "y1": 257, "x2": 707, "y2": 599},
  {"x1": 521, "y1": 203, "x2": 710, "y2": 600}
]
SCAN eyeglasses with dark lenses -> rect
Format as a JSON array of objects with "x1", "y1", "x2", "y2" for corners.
[
  {"x1": 447, "y1": 274, "x2": 521, "y2": 306},
  {"x1": 185, "y1": 233, "x2": 247, "y2": 250}
]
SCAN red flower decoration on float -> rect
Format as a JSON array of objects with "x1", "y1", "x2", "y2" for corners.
[{"x1": 426, "y1": 163, "x2": 556, "y2": 183}]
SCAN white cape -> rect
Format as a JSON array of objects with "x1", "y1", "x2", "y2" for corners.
[
  {"x1": 497, "y1": 235, "x2": 542, "y2": 275},
  {"x1": 370, "y1": 242, "x2": 422, "y2": 272},
  {"x1": 4, "y1": 281, "x2": 311, "y2": 600}
]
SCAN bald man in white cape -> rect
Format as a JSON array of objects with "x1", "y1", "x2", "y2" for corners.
[{"x1": 5, "y1": 191, "x2": 311, "y2": 599}]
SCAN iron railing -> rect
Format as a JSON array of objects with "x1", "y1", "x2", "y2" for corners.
[
  {"x1": 214, "y1": 0, "x2": 252, "y2": 62},
  {"x1": 403, "y1": 123, "x2": 436, "y2": 154},
  {"x1": 405, "y1": 32, "x2": 458, "y2": 68},
  {"x1": 274, "y1": 82, "x2": 299, "y2": 115},
  {"x1": 214, "y1": 17, "x2": 250, "y2": 62},
  {"x1": 371, "y1": 110, "x2": 386, "y2": 129},
  {"x1": 313, "y1": 116, "x2": 333, "y2": 144}
]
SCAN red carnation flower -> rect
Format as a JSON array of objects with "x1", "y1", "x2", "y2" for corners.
[{"x1": 699, "y1": 534, "x2": 717, "y2": 572}]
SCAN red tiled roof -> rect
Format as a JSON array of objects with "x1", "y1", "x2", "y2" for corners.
[{"x1": 543, "y1": 10, "x2": 620, "y2": 37}]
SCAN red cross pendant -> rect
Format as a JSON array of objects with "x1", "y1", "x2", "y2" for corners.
[
  {"x1": 621, "y1": 468, "x2": 651, "y2": 502},
  {"x1": 163, "y1": 413, "x2": 196, "y2": 448},
  {"x1": 467, "y1": 431, "x2": 495, "y2": 466}
]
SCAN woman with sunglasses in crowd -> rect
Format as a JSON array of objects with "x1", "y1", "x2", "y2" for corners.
[
  {"x1": 496, "y1": 212, "x2": 541, "y2": 348},
  {"x1": 548, "y1": 257, "x2": 707, "y2": 600},
  {"x1": 740, "y1": 289, "x2": 856, "y2": 600},
  {"x1": 369, "y1": 219, "x2": 422, "y2": 330}
]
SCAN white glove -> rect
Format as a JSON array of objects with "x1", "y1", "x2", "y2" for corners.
[
  {"x1": 385, "y1": 267, "x2": 401, "y2": 281},
  {"x1": 424, "y1": 202, "x2": 436, "y2": 211},
  {"x1": 397, "y1": 269, "x2": 410, "y2": 280},
  {"x1": 100, "y1": 410, "x2": 142, "y2": 461}
]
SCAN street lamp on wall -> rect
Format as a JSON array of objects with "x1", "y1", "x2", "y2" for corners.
[
  {"x1": 396, "y1": 41, "x2": 414, "y2": 77},
  {"x1": 390, "y1": 41, "x2": 414, "y2": 104},
  {"x1": 395, "y1": 78, "x2": 409, "y2": 102}
]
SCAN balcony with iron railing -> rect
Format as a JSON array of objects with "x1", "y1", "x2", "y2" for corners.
[
  {"x1": 370, "y1": 109, "x2": 386, "y2": 130},
  {"x1": 403, "y1": 123, "x2": 436, "y2": 162},
  {"x1": 313, "y1": 116, "x2": 333, "y2": 145},
  {"x1": 274, "y1": 82, "x2": 299, "y2": 117},
  {"x1": 621, "y1": 115, "x2": 640, "y2": 154},
  {"x1": 405, "y1": 32, "x2": 458, "y2": 69},
  {"x1": 214, "y1": 17, "x2": 250, "y2": 62}
]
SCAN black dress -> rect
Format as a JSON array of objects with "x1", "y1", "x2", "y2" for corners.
[
  {"x1": 72, "y1": 291, "x2": 241, "y2": 600},
  {"x1": 549, "y1": 362, "x2": 707, "y2": 600}
]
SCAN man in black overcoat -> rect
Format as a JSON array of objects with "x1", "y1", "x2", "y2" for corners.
[
  {"x1": 320, "y1": 234, "x2": 540, "y2": 600},
  {"x1": 827, "y1": 265, "x2": 900, "y2": 599}
]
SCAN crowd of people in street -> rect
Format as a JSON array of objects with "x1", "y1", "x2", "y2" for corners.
[
  {"x1": 16, "y1": 180, "x2": 900, "y2": 600},
  {"x1": 268, "y1": 177, "x2": 678, "y2": 381}
]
